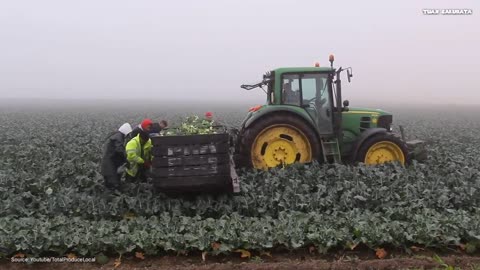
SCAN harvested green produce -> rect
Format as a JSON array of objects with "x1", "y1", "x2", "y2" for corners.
[{"x1": 160, "y1": 115, "x2": 217, "y2": 136}]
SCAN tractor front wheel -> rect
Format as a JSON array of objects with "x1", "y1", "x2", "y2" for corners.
[
  {"x1": 239, "y1": 114, "x2": 321, "y2": 170},
  {"x1": 356, "y1": 133, "x2": 409, "y2": 165}
]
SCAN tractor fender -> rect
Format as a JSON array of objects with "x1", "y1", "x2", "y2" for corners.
[
  {"x1": 349, "y1": 128, "x2": 388, "y2": 162},
  {"x1": 243, "y1": 107, "x2": 317, "y2": 132}
]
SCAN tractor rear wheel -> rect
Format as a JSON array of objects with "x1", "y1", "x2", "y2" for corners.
[
  {"x1": 356, "y1": 133, "x2": 409, "y2": 165},
  {"x1": 238, "y1": 114, "x2": 321, "y2": 170}
]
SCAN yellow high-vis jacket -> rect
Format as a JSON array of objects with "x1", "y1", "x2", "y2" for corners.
[{"x1": 125, "y1": 134, "x2": 152, "y2": 177}]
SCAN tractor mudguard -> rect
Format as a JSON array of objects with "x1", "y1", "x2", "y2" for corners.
[
  {"x1": 243, "y1": 106, "x2": 317, "y2": 131},
  {"x1": 349, "y1": 128, "x2": 387, "y2": 162}
]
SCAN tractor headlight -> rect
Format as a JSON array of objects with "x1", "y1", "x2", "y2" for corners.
[{"x1": 377, "y1": 115, "x2": 393, "y2": 131}]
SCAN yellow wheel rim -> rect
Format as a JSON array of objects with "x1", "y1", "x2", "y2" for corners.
[
  {"x1": 364, "y1": 141, "x2": 405, "y2": 165},
  {"x1": 251, "y1": 124, "x2": 312, "y2": 170}
]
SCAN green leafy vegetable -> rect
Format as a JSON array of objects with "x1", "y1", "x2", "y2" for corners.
[{"x1": 0, "y1": 105, "x2": 479, "y2": 257}]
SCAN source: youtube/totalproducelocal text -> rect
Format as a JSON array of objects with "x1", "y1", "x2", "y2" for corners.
[{"x1": 11, "y1": 257, "x2": 96, "y2": 263}]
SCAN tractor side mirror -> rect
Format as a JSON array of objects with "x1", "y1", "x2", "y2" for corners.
[
  {"x1": 347, "y1": 69, "x2": 352, "y2": 82},
  {"x1": 342, "y1": 100, "x2": 350, "y2": 112}
]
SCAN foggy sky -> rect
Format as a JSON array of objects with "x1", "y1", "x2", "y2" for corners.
[{"x1": 0, "y1": 0, "x2": 479, "y2": 105}]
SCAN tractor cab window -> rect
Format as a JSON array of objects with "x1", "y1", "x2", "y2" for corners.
[
  {"x1": 281, "y1": 73, "x2": 330, "y2": 109},
  {"x1": 301, "y1": 73, "x2": 330, "y2": 111},
  {"x1": 281, "y1": 72, "x2": 333, "y2": 134},
  {"x1": 282, "y1": 75, "x2": 301, "y2": 106}
]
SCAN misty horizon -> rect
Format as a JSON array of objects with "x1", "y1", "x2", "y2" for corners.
[{"x1": 0, "y1": 0, "x2": 478, "y2": 105}]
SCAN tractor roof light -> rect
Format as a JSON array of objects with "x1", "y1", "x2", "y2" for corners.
[
  {"x1": 329, "y1": 54, "x2": 334, "y2": 68},
  {"x1": 314, "y1": 62, "x2": 320, "y2": 67}
]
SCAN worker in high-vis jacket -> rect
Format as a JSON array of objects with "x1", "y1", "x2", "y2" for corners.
[{"x1": 125, "y1": 130, "x2": 152, "y2": 182}]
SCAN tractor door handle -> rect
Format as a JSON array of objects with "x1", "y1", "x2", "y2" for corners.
[{"x1": 326, "y1": 108, "x2": 331, "y2": 117}]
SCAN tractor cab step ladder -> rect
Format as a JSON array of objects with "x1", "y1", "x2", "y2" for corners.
[{"x1": 320, "y1": 138, "x2": 342, "y2": 163}]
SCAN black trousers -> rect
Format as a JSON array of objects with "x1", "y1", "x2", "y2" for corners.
[
  {"x1": 126, "y1": 168, "x2": 148, "y2": 182},
  {"x1": 104, "y1": 174, "x2": 121, "y2": 189}
]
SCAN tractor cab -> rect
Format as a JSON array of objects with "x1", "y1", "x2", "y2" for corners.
[
  {"x1": 268, "y1": 66, "x2": 338, "y2": 136},
  {"x1": 241, "y1": 55, "x2": 352, "y2": 139}
]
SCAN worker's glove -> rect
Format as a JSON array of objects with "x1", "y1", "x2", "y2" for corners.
[
  {"x1": 117, "y1": 163, "x2": 127, "y2": 174},
  {"x1": 143, "y1": 161, "x2": 152, "y2": 169}
]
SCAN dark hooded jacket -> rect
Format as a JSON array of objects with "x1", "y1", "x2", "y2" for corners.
[
  {"x1": 101, "y1": 124, "x2": 131, "y2": 176},
  {"x1": 150, "y1": 122, "x2": 162, "y2": 134},
  {"x1": 125, "y1": 125, "x2": 144, "y2": 144}
]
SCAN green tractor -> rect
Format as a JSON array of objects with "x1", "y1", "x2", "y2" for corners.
[{"x1": 234, "y1": 55, "x2": 426, "y2": 170}]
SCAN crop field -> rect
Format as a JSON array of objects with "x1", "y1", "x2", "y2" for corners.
[{"x1": 1, "y1": 102, "x2": 480, "y2": 269}]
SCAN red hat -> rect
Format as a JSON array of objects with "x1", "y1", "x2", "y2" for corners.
[
  {"x1": 205, "y1": 112, "x2": 213, "y2": 118},
  {"x1": 141, "y1": 118, "x2": 153, "y2": 130}
]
